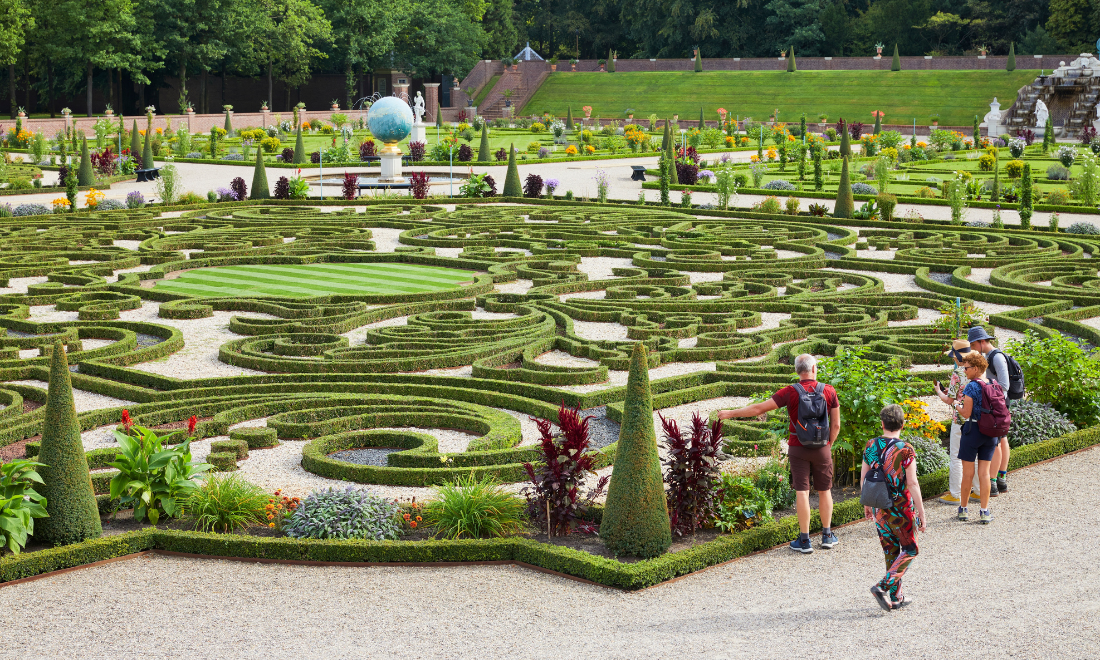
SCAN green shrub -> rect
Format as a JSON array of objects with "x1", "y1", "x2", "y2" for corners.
[
  {"x1": 1045, "y1": 188, "x2": 1070, "y2": 205},
  {"x1": 184, "y1": 473, "x2": 269, "y2": 533},
  {"x1": 977, "y1": 153, "x2": 995, "y2": 171},
  {"x1": 716, "y1": 473, "x2": 773, "y2": 532},
  {"x1": 108, "y1": 424, "x2": 213, "y2": 524},
  {"x1": 284, "y1": 486, "x2": 402, "y2": 540},
  {"x1": 1006, "y1": 399, "x2": 1078, "y2": 447},
  {"x1": 903, "y1": 434, "x2": 949, "y2": 476},
  {"x1": 752, "y1": 456, "x2": 795, "y2": 510},
  {"x1": 752, "y1": 195, "x2": 783, "y2": 214},
  {"x1": 1005, "y1": 159, "x2": 1024, "y2": 178},
  {"x1": 0, "y1": 459, "x2": 49, "y2": 554},
  {"x1": 1006, "y1": 331, "x2": 1100, "y2": 427},
  {"x1": 33, "y1": 343, "x2": 102, "y2": 546},
  {"x1": 600, "y1": 343, "x2": 671, "y2": 558},
  {"x1": 424, "y1": 473, "x2": 526, "y2": 539}
]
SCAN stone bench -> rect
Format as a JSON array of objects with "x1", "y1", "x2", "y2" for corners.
[
  {"x1": 135, "y1": 168, "x2": 160, "y2": 182},
  {"x1": 630, "y1": 165, "x2": 647, "y2": 181}
]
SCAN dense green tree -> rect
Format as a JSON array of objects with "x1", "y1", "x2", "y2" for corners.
[
  {"x1": 1017, "y1": 25, "x2": 1060, "y2": 56},
  {"x1": 50, "y1": 0, "x2": 143, "y2": 116},
  {"x1": 766, "y1": 0, "x2": 824, "y2": 56},
  {"x1": 34, "y1": 343, "x2": 102, "y2": 546},
  {"x1": 1046, "y1": 0, "x2": 1099, "y2": 54},
  {"x1": 599, "y1": 343, "x2": 671, "y2": 558},
  {"x1": 1, "y1": 0, "x2": 34, "y2": 118},
  {"x1": 318, "y1": 0, "x2": 407, "y2": 107},
  {"x1": 479, "y1": 0, "x2": 518, "y2": 59},
  {"x1": 253, "y1": 0, "x2": 333, "y2": 111},
  {"x1": 394, "y1": 0, "x2": 486, "y2": 80}
]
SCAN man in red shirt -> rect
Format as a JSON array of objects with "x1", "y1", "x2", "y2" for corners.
[{"x1": 715, "y1": 354, "x2": 841, "y2": 553}]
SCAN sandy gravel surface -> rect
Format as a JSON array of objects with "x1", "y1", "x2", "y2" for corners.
[{"x1": 3, "y1": 447, "x2": 1095, "y2": 659}]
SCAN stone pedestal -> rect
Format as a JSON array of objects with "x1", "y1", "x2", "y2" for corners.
[
  {"x1": 410, "y1": 123, "x2": 427, "y2": 143},
  {"x1": 379, "y1": 144, "x2": 404, "y2": 183}
]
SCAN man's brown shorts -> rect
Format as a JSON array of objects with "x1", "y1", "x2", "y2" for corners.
[{"x1": 788, "y1": 444, "x2": 834, "y2": 492}]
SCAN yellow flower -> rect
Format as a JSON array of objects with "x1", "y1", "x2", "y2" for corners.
[{"x1": 51, "y1": 198, "x2": 71, "y2": 209}]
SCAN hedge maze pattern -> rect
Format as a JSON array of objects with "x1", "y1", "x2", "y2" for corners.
[{"x1": 1, "y1": 202, "x2": 1099, "y2": 492}]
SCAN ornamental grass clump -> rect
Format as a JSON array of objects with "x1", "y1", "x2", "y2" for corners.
[
  {"x1": 284, "y1": 486, "x2": 402, "y2": 540},
  {"x1": 184, "y1": 473, "x2": 270, "y2": 533},
  {"x1": 522, "y1": 404, "x2": 609, "y2": 535},
  {"x1": 660, "y1": 412, "x2": 724, "y2": 536},
  {"x1": 600, "y1": 344, "x2": 672, "y2": 558},
  {"x1": 425, "y1": 473, "x2": 526, "y2": 539}
]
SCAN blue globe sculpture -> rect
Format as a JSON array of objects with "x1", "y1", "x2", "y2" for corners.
[{"x1": 367, "y1": 97, "x2": 413, "y2": 144}]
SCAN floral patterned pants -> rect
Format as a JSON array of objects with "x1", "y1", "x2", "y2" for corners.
[{"x1": 875, "y1": 507, "x2": 919, "y2": 600}]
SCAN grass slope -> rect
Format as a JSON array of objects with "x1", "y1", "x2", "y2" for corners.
[
  {"x1": 153, "y1": 263, "x2": 477, "y2": 298},
  {"x1": 523, "y1": 70, "x2": 1040, "y2": 127}
]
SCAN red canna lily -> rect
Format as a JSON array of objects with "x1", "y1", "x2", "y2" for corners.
[
  {"x1": 121, "y1": 409, "x2": 133, "y2": 431},
  {"x1": 187, "y1": 415, "x2": 197, "y2": 435}
]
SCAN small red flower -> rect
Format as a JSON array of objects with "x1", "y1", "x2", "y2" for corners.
[
  {"x1": 187, "y1": 415, "x2": 197, "y2": 435},
  {"x1": 120, "y1": 410, "x2": 133, "y2": 431}
]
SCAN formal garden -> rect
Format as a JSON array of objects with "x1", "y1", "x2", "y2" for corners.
[{"x1": 0, "y1": 199, "x2": 1097, "y2": 589}]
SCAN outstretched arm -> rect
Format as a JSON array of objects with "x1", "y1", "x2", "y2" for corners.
[{"x1": 715, "y1": 398, "x2": 779, "y2": 421}]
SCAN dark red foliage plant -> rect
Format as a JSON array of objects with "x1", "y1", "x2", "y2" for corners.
[
  {"x1": 483, "y1": 174, "x2": 497, "y2": 197},
  {"x1": 457, "y1": 144, "x2": 473, "y2": 162},
  {"x1": 229, "y1": 176, "x2": 247, "y2": 201},
  {"x1": 281, "y1": 147, "x2": 294, "y2": 162},
  {"x1": 408, "y1": 171, "x2": 430, "y2": 199},
  {"x1": 494, "y1": 147, "x2": 507, "y2": 161},
  {"x1": 310, "y1": 151, "x2": 321, "y2": 164},
  {"x1": 849, "y1": 122, "x2": 864, "y2": 140},
  {"x1": 676, "y1": 162, "x2": 699, "y2": 185},
  {"x1": 522, "y1": 403, "x2": 609, "y2": 535},
  {"x1": 359, "y1": 140, "x2": 376, "y2": 160},
  {"x1": 1016, "y1": 128, "x2": 1035, "y2": 146},
  {"x1": 273, "y1": 176, "x2": 290, "y2": 200},
  {"x1": 1082, "y1": 126, "x2": 1098, "y2": 146},
  {"x1": 660, "y1": 412, "x2": 724, "y2": 536},
  {"x1": 408, "y1": 141, "x2": 426, "y2": 161},
  {"x1": 342, "y1": 171, "x2": 359, "y2": 200},
  {"x1": 90, "y1": 147, "x2": 116, "y2": 177},
  {"x1": 522, "y1": 173, "x2": 543, "y2": 198}
]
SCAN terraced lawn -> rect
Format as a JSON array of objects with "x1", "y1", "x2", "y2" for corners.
[
  {"x1": 153, "y1": 263, "x2": 478, "y2": 298},
  {"x1": 523, "y1": 70, "x2": 1040, "y2": 127}
]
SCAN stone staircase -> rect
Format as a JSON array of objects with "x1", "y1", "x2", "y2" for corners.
[
  {"x1": 470, "y1": 62, "x2": 551, "y2": 120},
  {"x1": 1003, "y1": 65, "x2": 1100, "y2": 139}
]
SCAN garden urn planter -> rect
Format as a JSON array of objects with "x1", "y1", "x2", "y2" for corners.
[
  {"x1": 17, "y1": 111, "x2": 25, "y2": 118},
  {"x1": 331, "y1": 104, "x2": 339, "y2": 111},
  {"x1": 551, "y1": 64, "x2": 557, "y2": 72},
  {"x1": 186, "y1": 108, "x2": 195, "y2": 115},
  {"x1": 876, "y1": 46, "x2": 883, "y2": 56},
  {"x1": 512, "y1": 64, "x2": 518, "y2": 72},
  {"x1": 104, "y1": 109, "x2": 114, "y2": 116},
  {"x1": 599, "y1": 65, "x2": 605, "y2": 72},
  {"x1": 571, "y1": 64, "x2": 576, "y2": 71}
]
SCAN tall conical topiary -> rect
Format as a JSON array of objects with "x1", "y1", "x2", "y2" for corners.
[
  {"x1": 800, "y1": 112, "x2": 807, "y2": 139},
  {"x1": 873, "y1": 112, "x2": 882, "y2": 135},
  {"x1": 787, "y1": 46, "x2": 796, "y2": 73},
  {"x1": 34, "y1": 342, "x2": 102, "y2": 546},
  {"x1": 607, "y1": 49, "x2": 615, "y2": 73},
  {"x1": 1020, "y1": 163, "x2": 1033, "y2": 228},
  {"x1": 891, "y1": 44, "x2": 900, "y2": 71},
  {"x1": 129, "y1": 120, "x2": 141, "y2": 161},
  {"x1": 834, "y1": 156, "x2": 853, "y2": 218},
  {"x1": 477, "y1": 124, "x2": 491, "y2": 162},
  {"x1": 1042, "y1": 116, "x2": 1054, "y2": 153},
  {"x1": 250, "y1": 148, "x2": 270, "y2": 199},
  {"x1": 1006, "y1": 42, "x2": 1016, "y2": 71},
  {"x1": 699, "y1": 107, "x2": 705, "y2": 129},
  {"x1": 669, "y1": 147, "x2": 679, "y2": 184},
  {"x1": 599, "y1": 343, "x2": 671, "y2": 558},
  {"x1": 293, "y1": 123, "x2": 306, "y2": 164},
  {"x1": 661, "y1": 122, "x2": 671, "y2": 151},
  {"x1": 77, "y1": 137, "x2": 94, "y2": 185},
  {"x1": 974, "y1": 115, "x2": 981, "y2": 143},
  {"x1": 142, "y1": 128, "x2": 154, "y2": 171},
  {"x1": 224, "y1": 110, "x2": 233, "y2": 137},
  {"x1": 839, "y1": 118, "x2": 850, "y2": 157},
  {"x1": 566, "y1": 106, "x2": 573, "y2": 129},
  {"x1": 694, "y1": 49, "x2": 703, "y2": 73},
  {"x1": 502, "y1": 144, "x2": 521, "y2": 196}
]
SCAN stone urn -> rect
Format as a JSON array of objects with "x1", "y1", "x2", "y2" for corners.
[{"x1": 550, "y1": 64, "x2": 557, "y2": 72}]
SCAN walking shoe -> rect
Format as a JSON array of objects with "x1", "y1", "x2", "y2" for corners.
[
  {"x1": 892, "y1": 595, "x2": 912, "y2": 610},
  {"x1": 957, "y1": 506, "x2": 969, "y2": 521},
  {"x1": 939, "y1": 493, "x2": 962, "y2": 505},
  {"x1": 870, "y1": 585, "x2": 893, "y2": 612},
  {"x1": 980, "y1": 509, "x2": 993, "y2": 524},
  {"x1": 820, "y1": 531, "x2": 839, "y2": 549},
  {"x1": 969, "y1": 491, "x2": 982, "y2": 502},
  {"x1": 997, "y1": 475, "x2": 1009, "y2": 493},
  {"x1": 988, "y1": 483, "x2": 999, "y2": 498},
  {"x1": 789, "y1": 537, "x2": 813, "y2": 553}
]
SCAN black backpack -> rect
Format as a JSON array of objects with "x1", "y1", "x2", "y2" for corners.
[
  {"x1": 793, "y1": 382, "x2": 830, "y2": 447},
  {"x1": 987, "y1": 349, "x2": 1025, "y2": 400}
]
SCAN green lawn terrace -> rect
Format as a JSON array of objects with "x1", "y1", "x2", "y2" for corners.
[
  {"x1": 523, "y1": 70, "x2": 1044, "y2": 128},
  {"x1": 1, "y1": 201, "x2": 1100, "y2": 589}
]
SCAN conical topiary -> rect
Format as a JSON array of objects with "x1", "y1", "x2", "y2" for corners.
[
  {"x1": 891, "y1": 44, "x2": 900, "y2": 71},
  {"x1": 974, "y1": 115, "x2": 981, "y2": 142},
  {"x1": 1006, "y1": 42, "x2": 1016, "y2": 72},
  {"x1": 839, "y1": 118, "x2": 850, "y2": 157},
  {"x1": 293, "y1": 123, "x2": 306, "y2": 164},
  {"x1": 599, "y1": 343, "x2": 671, "y2": 558},
  {"x1": 694, "y1": 49, "x2": 703, "y2": 73},
  {"x1": 699, "y1": 107, "x2": 705, "y2": 129},
  {"x1": 142, "y1": 128, "x2": 154, "y2": 171},
  {"x1": 77, "y1": 137, "x2": 94, "y2": 185},
  {"x1": 502, "y1": 144, "x2": 521, "y2": 196},
  {"x1": 33, "y1": 342, "x2": 102, "y2": 546},
  {"x1": 873, "y1": 112, "x2": 882, "y2": 135},
  {"x1": 787, "y1": 46, "x2": 796, "y2": 73},
  {"x1": 1020, "y1": 163, "x2": 1033, "y2": 228},
  {"x1": 477, "y1": 124, "x2": 491, "y2": 162},
  {"x1": 834, "y1": 156, "x2": 853, "y2": 218},
  {"x1": 250, "y1": 148, "x2": 270, "y2": 199},
  {"x1": 566, "y1": 107, "x2": 573, "y2": 129},
  {"x1": 608, "y1": 49, "x2": 615, "y2": 73},
  {"x1": 224, "y1": 110, "x2": 233, "y2": 137},
  {"x1": 129, "y1": 120, "x2": 141, "y2": 162},
  {"x1": 670, "y1": 147, "x2": 679, "y2": 184},
  {"x1": 661, "y1": 122, "x2": 671, "y2": 151}
]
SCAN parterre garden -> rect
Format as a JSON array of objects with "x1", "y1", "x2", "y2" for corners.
[{"x1": 1, "y1": 200, "x2": 1099, "y2": 589}]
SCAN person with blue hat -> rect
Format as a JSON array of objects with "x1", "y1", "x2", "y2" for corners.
[{"x1": 968, "y1": 326, "x2": 1011, "y2": 496}]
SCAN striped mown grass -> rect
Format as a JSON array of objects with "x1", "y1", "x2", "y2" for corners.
[{"x1": 152, "y1": 263, "x2": 478, "y2": 298}]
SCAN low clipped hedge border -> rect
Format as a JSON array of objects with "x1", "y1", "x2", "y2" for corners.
[{"x1": 4, "y1": 425, "x2": 1096, "y2": 589}]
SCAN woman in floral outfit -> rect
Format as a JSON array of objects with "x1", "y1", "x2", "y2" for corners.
[{"x1": 933, "y1": 338, "x2": 981, "y2": 504}]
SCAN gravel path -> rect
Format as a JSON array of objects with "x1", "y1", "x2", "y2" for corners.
[{"x1": 2, "y1": 447, "x2": 1095, "y2": 659}]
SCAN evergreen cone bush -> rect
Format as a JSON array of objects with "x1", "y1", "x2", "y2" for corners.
[
  {"x1": 502, "y1": 144, "x2": 521, "y2": 196},
  {"x1": 142, "y1": 128, "x2": 154, "y2": 171},
  {"x1": 834, "y1": 156, "x2": 854, "y2": 218},
  {"x1": 293, "y1": 124, "x2": 306, "y2": 164},
  {"x1": 250, "y1": 148, "x2": 270, "y2": 199},
  {"x1": 566, "y1": 107, "x2": 573, "y2": 129},
  {"x1": 787, "y1": 47, "x2": 796, "y2": 73},
  {"x1": 129, "y1": 120, "x2": 141, "y2": 162},
  {"x1": 77, "y1": 137, "x2": 94, "y2": 186},
  {"x1": 33, "y1": 342, "x2": 102, "y2": 546},
  {"x1": 224, "y1": 110, "x2": 233, "y2": 137},
  {"x1": 599, "y1": 343, "x2": 671, "y2": 558},
  {"x1": 873, "y1": 113, "x2": 881, "y2": 135},
  {"x1": 891, "y1": 44, "x2": 900, "y2": 71},
  {"x1": 1007, "y1": 42, "x2": 1016, "y2": 71},
  {"x1": 477, "y1": 124, "x2": 491, "y2": 162},
  {"x1": 694, "y1": 50, "x2": 702, "y2": 73},
  {"x1": 608, "y1": 49, "x2": 615, "y2": 73},
  {"x1": 698, "y1": 107, "x2": 704, "y2": 129}
]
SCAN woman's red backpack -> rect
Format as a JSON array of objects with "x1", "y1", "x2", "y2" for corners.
[{"x1": 976, "y1": 379, "x2": 1012, "y2": 437}]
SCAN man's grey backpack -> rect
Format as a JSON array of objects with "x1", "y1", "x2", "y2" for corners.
[
  {"x1": 793, "y1": 382, "x2": 830, "y2": 447},
  {"x1": 861, "y1": 438, "x2": 901, "y2": 510}
]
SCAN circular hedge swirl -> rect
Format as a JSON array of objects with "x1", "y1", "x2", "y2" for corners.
[{"x1": 0, "y1": 201, "x2": 1098, "y2": 489}]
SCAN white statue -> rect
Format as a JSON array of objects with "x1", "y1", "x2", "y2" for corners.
[
  {"x1": 984, "y1": 98, "x2": 1005, "y2": 137},
  {"x1": 1034, "y1": 99, "x2": 1049, "y2": 129},
  {"x1": 413, "y1": 92, "x2": 425, "y2": 125}
]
